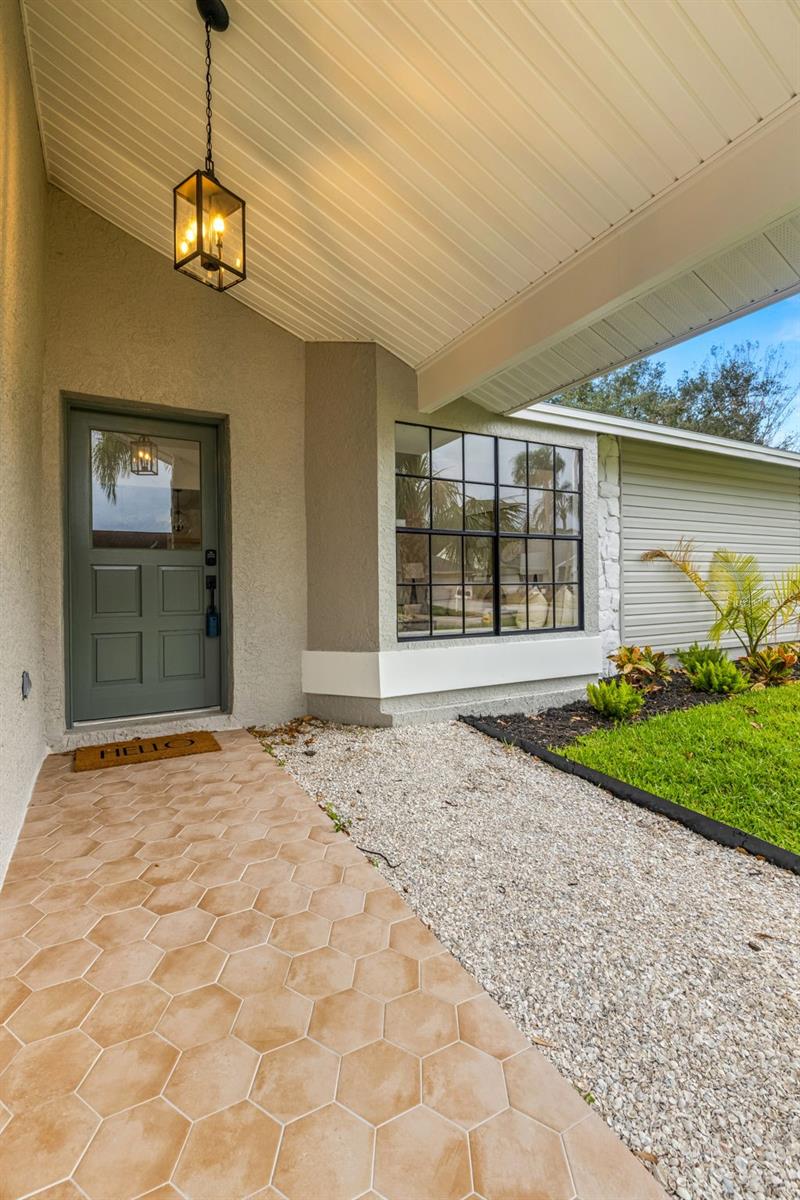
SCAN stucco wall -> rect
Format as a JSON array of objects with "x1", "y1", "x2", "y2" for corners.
[
  {"x1": 41, "y1": 188, "x2": 307, "y2": 741},
  {"x1": 0, "y1": 0, "x2": 48, "y2": 878}
]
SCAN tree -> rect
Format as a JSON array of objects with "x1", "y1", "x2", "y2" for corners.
[{"x1": 553, "y1": 342, "x2": 799, "y2": 449}]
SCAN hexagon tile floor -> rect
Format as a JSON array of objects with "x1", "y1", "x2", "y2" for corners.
[{"x1": 0, "y1": 729, "x2": 666, "y2": 1200}]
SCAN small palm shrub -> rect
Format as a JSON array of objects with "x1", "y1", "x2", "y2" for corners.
[
  {"x1": 738, "y1": 644, "x2": 799, "y2": 689},
  {"x1": 608, "y1": 645, "x2": 672, "y2": 692},
  {"x1": 676, "y1": 643, "x2": 726, "y2": 673},
  {"x1": 685, "y1": 658, "x2": 749, "y2": 695},
  {"x1": 587, "y1": 678, "x2": 643, "y2": 722}
]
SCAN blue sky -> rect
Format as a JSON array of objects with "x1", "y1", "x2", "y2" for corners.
[{"x1": 646, "y1": 292, "x2": 800, "y2": 440}]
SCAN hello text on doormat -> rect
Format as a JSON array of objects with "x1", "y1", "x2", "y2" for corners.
[{"x1": 74, "y1": 731, "x2": 221, "y2": 772}]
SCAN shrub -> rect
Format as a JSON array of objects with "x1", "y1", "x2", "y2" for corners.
[
  {"x1": 676, "y1": 642, "x2": 726, "y2": 673},
  {"x1": 738, "y1": 644, "x2": 799, "y2": 689},
  {"x1": 587, "y1": 678, "x2": 643, "y2": 722},
  {"x1": 685, "y1": 658, "x2": 749, "y2": 695},
  {"x1": 608, "y1": 645, "x2": 672, "y2": 691}
]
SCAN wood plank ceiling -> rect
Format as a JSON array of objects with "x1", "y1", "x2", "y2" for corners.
[{"x1": 21, "y1": 0, "x2": 800, "y2": 375}]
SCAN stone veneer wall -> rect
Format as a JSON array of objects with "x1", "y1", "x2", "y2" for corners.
[{"x1": 597, "y1": 434, "x2": 622, "y2": 672}]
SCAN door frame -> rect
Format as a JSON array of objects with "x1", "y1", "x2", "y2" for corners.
[{"x1": 62, "y1": 393, "x2": 232, "y2": 728}]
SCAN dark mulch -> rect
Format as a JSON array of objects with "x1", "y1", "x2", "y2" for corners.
[{"x1": 473, "y1": 667, "x2": 799, "y2": 749}]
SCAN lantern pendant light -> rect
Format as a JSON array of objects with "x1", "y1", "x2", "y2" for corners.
[
  {"x1": 131, "y1": 434, "x2": 159, "y2": 476},
  {"x1": 173, "y1": 0, "x2": 246, "y2": 292}
]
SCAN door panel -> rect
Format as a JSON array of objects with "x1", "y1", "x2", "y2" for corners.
[{"x1": 68, "y1": 409, "x2": 222, "y2": 721}]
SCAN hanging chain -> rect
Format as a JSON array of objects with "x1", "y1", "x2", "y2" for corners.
[{"x1": 204, "y1": 20, "x2": 215, "y2": 176}]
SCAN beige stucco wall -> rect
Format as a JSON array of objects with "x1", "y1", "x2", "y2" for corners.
[
  {"x1": 41, "y1": 188, "x2": 307, "y2": 742},
  {"x1": 0, "y1": 0, "x2": 48, "y2": 877}
]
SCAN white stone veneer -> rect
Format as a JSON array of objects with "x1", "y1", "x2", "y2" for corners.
[{"x1": 597, "y1": 434, "x2": 622, "y2": 672}]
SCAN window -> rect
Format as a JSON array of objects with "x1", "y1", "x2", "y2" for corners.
[{"x1": 395, "y1": 423, "x2": 582, "y2": 640}]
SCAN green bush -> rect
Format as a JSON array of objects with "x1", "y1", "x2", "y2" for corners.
[
  {"x1": 676, "y1": 642, "x2": 726, "y2": 673},
  {"x1": 738, "y1": 644, "x2": 799, "y2": 689},
  {"x1": 685, "y1": 658, "x2": 748, "y2": 695},
  {"x1": 607, "y1": 645, "x2": 671, "y2": 691},
  {"x1": 586, "y1": 678, "x2": 643, "y2": 722}
]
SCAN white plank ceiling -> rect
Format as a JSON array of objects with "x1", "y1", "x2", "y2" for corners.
[{"x1": 21, "y1": 0, "x2": 800, "y2": 375}]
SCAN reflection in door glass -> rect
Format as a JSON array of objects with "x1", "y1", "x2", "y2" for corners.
[{"x1": 91, "y1": 430, "x2": 202, "y2": 549}]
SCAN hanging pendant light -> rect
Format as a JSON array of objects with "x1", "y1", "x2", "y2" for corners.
[
  {"x1": 130, "y1": 435, "x2": 159, "y2": 476},
  {"x1": 174, "y1": 0, "x2": 246, "y2": 292}
]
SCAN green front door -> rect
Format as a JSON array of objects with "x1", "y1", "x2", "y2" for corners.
[{"x1": 68, "y1": 408, "x2": 222, "y2": 722}]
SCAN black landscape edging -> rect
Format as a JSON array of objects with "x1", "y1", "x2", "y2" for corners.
[{"x1": 461, "y1": 715, "x2": 800, "y2": 876}]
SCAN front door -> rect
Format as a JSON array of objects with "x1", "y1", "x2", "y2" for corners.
[{"x1": 68, "y1": 408, "x2": 222, "y2": 722}]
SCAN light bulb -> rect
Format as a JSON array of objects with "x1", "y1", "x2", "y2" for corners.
[
  {"x1": 180, "y1": 241, "x2": 188, "y2": 255},
  {"x1": 186, "y1": 223, "x2": 196, "y2": 242},
  {"x1": 212, "y1": 216, "x2": 225, "y2": 234}
]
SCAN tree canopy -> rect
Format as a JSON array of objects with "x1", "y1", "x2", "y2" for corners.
[{"x1": 552, "y1": 342, "x2": 799, "y2": 449}]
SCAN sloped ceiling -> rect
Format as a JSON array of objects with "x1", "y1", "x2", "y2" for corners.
[{"x1": 21, "y1": 0, "x2": 800, "y2": 375}]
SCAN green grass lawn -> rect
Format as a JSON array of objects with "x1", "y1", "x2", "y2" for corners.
[{"x1": 556, "y1": 686, "x2": 800, "y2": 854}]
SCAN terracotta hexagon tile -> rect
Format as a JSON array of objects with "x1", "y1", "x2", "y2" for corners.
[
  {"x1": 0, "y1": 1093, "x2": 99, "y2": 1199},
  {"x1": 173, "y1": 1100, "x2": 280, "y2": 1200},
  {"x1": 338, "y1": 1039, "x2": 420, "y2": 1125},
  {"x1": 85, "y1": 939, "x2": 164, "y2": 992},
  {"x1": 136, "y1": 838, "x2": 188, "y2": 863},
  {"x1": 0, "y1": 1028, "x2": 100, "y2": 1113},
  {"x1": 374, "y1": 1106, "x2": 471, "y2": 1200},
  {"x1": 342, "y1": 863, "x2": 386, "y2": 893},
  {"x1": 46, "y1": 835, "x2": 99, "y2": 862},
  {"x1": 329, "y1": 912, "x2": 390, "y2": 958},
  {"x1": 323, "y1": 843, "x2": 364, "y2": 868},
  {"x1": 273, "y1": 1103, "x2": 373, "y2": 1200},
  {"x1": 165, "y1": 1035, "x2": 259, "y2": 1119},
  {"x1": 292, "y1": 860, "x2": 342, "y2": 888},
  {"x1": 457, "y1": 994, "x2": 529, "y2": 1061},
  {"x1": 354, "y1": 949, "x2": 419, "y2": 1001},
  {"x1": 390, "y1": 917, "x2": 444, "y2": 961},
  {"x1": 421, "y1": 953, "x2": 483, "y2": 1005},
  {"x1": 279, "y1": 839, "x2": 325, "y2": 866},
  {"x1": 89, "y1": 858, "x2": 147, "y2": 886},
  {"x1": 233, "y1": 985, "x2": 312, "y2": 1052},
  {"x1": 139, "y1": 858, "x2": 196, "y2": 887},
  {"x1": 146, "y1": 906, "x2": 215, "y2": 951},
  {"x1": 309, "y1": 988, "x2": 383, "y2": 1054},
  {"x1": 136, "y1": 820, "x2": 182, "y2": 842},
  {"x1": 75, "y1": 1097, "x2": 190, "y2": 1200},
  {"x1": 157, "y1": 983, "x2": 240, "y2": 1049},
  {"x1": 0, "y1": 936, "x2": 37, "y2": 976},
  {"x1": 504, "y1": 1048, "x2": 591, "y2": 1132},
  {"x1": 308, "y1": 883, "x2": 365, "y2": 921},
  {"x1": 250, "y1": 1037, "x2": 339, "y2": 1122},
  {"x1": 219, "y1": 943, "x2": 290, "y2": 997},
  {"x1": 208, "y1": 909, "x2": 273, "y2": 952},
  {"x1": 230, "y1": 839, "x2": 278, "y2": 865},
  {"x1": 269, "y1": 911, "x2": 330, "y2": 955},
  {"x1": 26, "y1": 907, "x2": 99, "y2": 948},
  {"x1": 19, "y1": 938, "x2": 100, "y2": 990},
  {"x1": 266, "y1": 821, "x2": 312, "y2": 846},
  {"x1": 0, "y1": 879, "x2": 47, "y2": 909},
  {"x1": 189, "y1": 858, "x2": 244, "y2": 887},
  {"x1": 286, "y1": 946, "x2": 355, "y2": 999},
  {"x1": 34, "y1": 879, "x2": 98, "y2": 914},
  {"x1": 0, "y1": 903, "x2": 42, "y2": 939},
  {"x1": 241, "y1": 859, "x2": 293, "y2": 888},
  {"x1": 384, "y1": 991, "x2": 458, "y2": 1057},
  {"x1": 0, "y1": 1028, "x2": 20, "y2": 1074},
  {"x1": 224, "y1": 821, "x2": 267, "y2": 843},
  {"x1": 92, "y1": 837, "x2": 144, "y2": 863},
  {"x1": 198, "y1": 881, "x2": 257, "y2": 916},
  {"x1": 23, "y1": 1180, "x2": 86, "y2": 1200},
  {"x1": 470, "y1": 1108, "x2": 574, "y2": 1200},
  {"x1": 423, "y1": 1041, "x2": 508, "y2": 1129},
  {"x1": 78, "y1": 1033, "x2": 178, "y2": 1116},
  {"x1": 81, "y1": 981, "x2": 170, "y2": 1048},
  {"x1": 0, "y1": 978, "x2": 32, "y2": 1023},
  {"x1": 364, "y1": 887, "x2": 411, "y2": 924},
  {"x1": 563, "y1": 1112, "x2": 667, "y2": 1200},
  {"x1": 87, "y1": 906, "x2": 156, "y2": 950},
  {"x1": 8, "y1": 978, "x2": 96, "y2": 1046},
  {"x1": 151, "y1": 941, "x2": 225, "y2": 994},
  {"x1": 253, "y1": 881, "x2": 310, "y2": 919},
  {"x1": 91, "y1": 879, "x2": 152, "y2": 914},
  {"x1": 143, "y1": 881, "x2": 205, "y2": 916}
]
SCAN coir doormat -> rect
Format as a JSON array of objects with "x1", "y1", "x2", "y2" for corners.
[{"x1": 74, "y1": 731, "x2": 221, "y2": 772}]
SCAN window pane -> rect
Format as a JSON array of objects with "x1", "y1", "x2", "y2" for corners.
[
  {"x1": 498, "y1": 439, "x2": 527, "y2": 486},
  {"x1": 464, "y1": 434, "x2": 495, "y2": 483},
  {"x1": 91, "y1": 430, "x2": 201, "y2": 550},
  {"x1": 528, "y1": 489, "x2": 554, "y2": 534},
  {"x1": 432, "y1": 479, "x2": 463, "y2": 530},
  {"x1": 464, "y1": 537, "x2": 493, "y2": 583},
  {"x1": 554, "y1": 541, "x2": 579, "y2": 582},
  {"x1": 499, "y1": 538, "x2": 526, "y2": 583},
  {"x1": 431, "y1": 429, "x2": 462, "y2": 479},
  {"x1": 554, "y1": 492, "x2": 580, "y2": 535},
  {"x1": 396, "y1": 533, "x2": 429, "y2": 583},
  {"x1": 464, "y1": 585, "x2": 494, "y2": 631},
  {"x1": 397, "y1": 586, "x2": 430, "y2": 638},
  {"x1": 528, "y1": 443, "x2": 554, "y2": 489},
  {"x1": 431, "y1": 535, "x2": 461, "y2": 583},
  {"x1": 527, "y1": 539, "x2": 553, "y2": 584},
  {"x1": 432, "y1": 586, "x2": 463, "y2": 636},
  {"x1": 555, "y1": 447, "x2": 580, "y2": 491},
  {"x1": 499, "y1": 586, "x2": 526, "y2": 629},
  {"x1": 465, "y1": 483, "x2": 495, "y2": 530},
  {"x1": 396, "y1": 477, "x2": 429, "y2": 528},
  {"x1": 498, "y1": 487, "x2": 526, "y2": 532},
  {"x1": 528, "y1": 584, "x2": 554, "y2": 629},
  {"x1": 555, "y1": 584, "x2": 579, "y2": 627},
  {"x1": 395, "y1": 424, "x2": 429, "y2": 475}
]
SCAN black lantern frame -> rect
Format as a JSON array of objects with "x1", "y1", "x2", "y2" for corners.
[
  {"x1": 131, "y1": 434, "x2": 159, "y2": 476},
  {"x1": 174, "y1": 170, "x2": 246, "y2": 292}
]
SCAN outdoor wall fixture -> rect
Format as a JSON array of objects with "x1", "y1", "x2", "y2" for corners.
[
  {"x1": 130, "y1": 435, "x2": 159, "y2": 476},
  {"x1": 173, "y1": 0, "x2": 246, "y2": 292}
]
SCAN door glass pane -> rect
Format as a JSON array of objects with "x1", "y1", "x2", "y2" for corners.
[{"x1": 91, "y1": 430, "x2": 201, "y2": 549}]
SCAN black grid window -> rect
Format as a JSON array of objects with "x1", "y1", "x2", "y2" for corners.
[{"x1": 395, "y1": 423, "x2": 583, "y2": 640}]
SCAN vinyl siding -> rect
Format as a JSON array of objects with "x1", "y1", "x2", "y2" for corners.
[{"x1": 621, "y1": 440, "x2": 800, "y2": 653}]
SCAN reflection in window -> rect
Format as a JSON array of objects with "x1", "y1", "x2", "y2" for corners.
[{"x1": 91, "y1": 430, "x2": 201, "y2": 550}]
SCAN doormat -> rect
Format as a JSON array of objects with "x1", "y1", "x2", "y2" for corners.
[{"x1": 74, "y1": 731, "x2": 221, "y2": 772}]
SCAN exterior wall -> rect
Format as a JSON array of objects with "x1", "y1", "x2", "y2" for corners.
[
  {"x1": 41, "y1": 189, "x2": 307, "y2": 743},
  {"x1": 621, "y1": 439, "x2": 800, "y2": 652},
  {"x1": 597, "y1": 435, "x2": 622, "y2": 671},
  {"x1": 0, "y1": 0, "x2": 48, "y2": 878}
]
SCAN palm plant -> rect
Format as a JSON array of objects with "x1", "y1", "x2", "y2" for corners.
[
  {"x1": 91, "y1": 432, "x2": 132, "y2": 502},
  {"x1": 642, "y1": 539, "x2": 800, "y2": 656}
]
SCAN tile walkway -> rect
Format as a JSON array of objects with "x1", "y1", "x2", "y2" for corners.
[{"x1": 0, "y1": 729, "x2": 666, "y2": 1200}]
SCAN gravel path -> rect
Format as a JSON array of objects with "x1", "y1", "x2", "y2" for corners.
[{"x1": 258, "y1": 718, "x2": 800, "y2": 1200}]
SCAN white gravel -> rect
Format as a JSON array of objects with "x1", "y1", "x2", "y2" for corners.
[{"x1": 257, "y1": 717, "x2": 800, "y2": 1200}]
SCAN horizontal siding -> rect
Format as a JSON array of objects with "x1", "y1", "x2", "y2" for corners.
[{"x1": 621, "y1": 441, "x2": 800, "y2": 653}]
